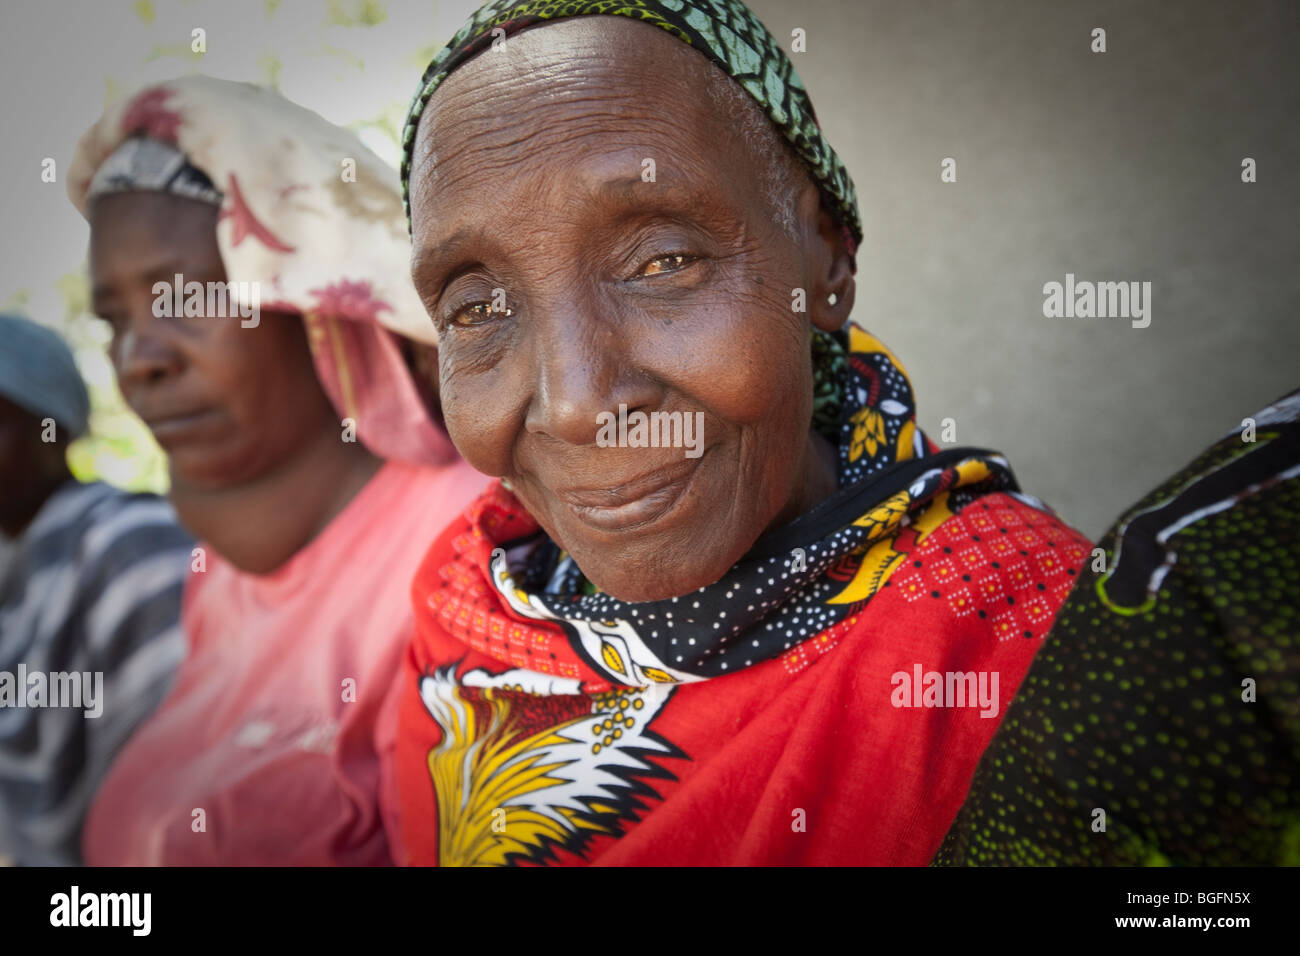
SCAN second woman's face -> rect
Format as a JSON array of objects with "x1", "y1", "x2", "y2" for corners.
[
  {"x1": 409, "y1": 18, "x2": 848, "y2": 602},
  {"x1": 88, "y1": 191, "x2": 339, "y2": 490}
]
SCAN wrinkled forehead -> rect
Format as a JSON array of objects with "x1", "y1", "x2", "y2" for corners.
[{"x1": 409, "y1": 17, "x2": 752, "y2": 210}]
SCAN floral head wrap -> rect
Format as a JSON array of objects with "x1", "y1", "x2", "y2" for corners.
[{"x1": 68, "y1": 75, "x2": 457, "y2": 467}]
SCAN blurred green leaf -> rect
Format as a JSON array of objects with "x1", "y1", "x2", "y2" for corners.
[
  {"x1": 144, "y1": 42, "x2": 204, "y2": 64},
  {"x1": 261, "y1": 52, "x2": 284, "y2": 90},
  {"x1": 54, "y1": 271, "x2": 90, "y2": 324},
  {"x1": 103, "y1": 75, "x2": 122, "y2": 110},
  {"x1": 347, "y1": 100, "x2": 407, "y2": 147},
  {"x1": 2, "y1": 288, "x2": 31, "y2": 311},
  {"x1": 54, "y1": 260, "x2": 168, "y2": 494},
  {"x1": 326, "y1": 0, "x2": 387, "y2": 28},
  {"x1": 309, "y1": 42, "x2": 365, "y2": 72}
]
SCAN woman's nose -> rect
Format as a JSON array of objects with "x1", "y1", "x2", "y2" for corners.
[
  {"x1": 523, "y1": 299, "x2": 661, "y2": 446},
  {"x1": 115, "y1": 314, "x2": 183, "y2": 389}
]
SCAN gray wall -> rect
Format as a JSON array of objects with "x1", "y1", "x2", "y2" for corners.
[{"x1": 748, "y1": 0, "x2": 1299, "y2": 537}]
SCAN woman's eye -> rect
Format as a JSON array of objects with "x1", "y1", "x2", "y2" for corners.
[
  {"x1": 449, "y1": 302, "x2": 513, "y2": 328},
  {"x1": 638, "y1": 253, "x2": 697, "y2": 278}
]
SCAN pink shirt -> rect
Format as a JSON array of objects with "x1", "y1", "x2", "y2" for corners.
[{"x1": 83, "y1": 459, "x2": 489, "y2": 866}]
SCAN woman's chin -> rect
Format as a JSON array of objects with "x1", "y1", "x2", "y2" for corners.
[{"x1": 167, "y1": 447, "x2": 265, "y2": 494}]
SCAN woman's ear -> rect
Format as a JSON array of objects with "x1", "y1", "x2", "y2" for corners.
[
  {"x1": 810, "y1": 200, "x2": 856, "y2": 332},
  {"x1": 790, "y1": 176, "x2": 856, "y2": 332}
]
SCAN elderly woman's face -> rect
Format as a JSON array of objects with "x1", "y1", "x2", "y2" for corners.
[{"x1": 410, "y1": 18, "x2": 851, "y2": 602}]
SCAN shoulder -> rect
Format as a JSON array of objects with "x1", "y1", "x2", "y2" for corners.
[
  {"x1": 77, "y1": 484, "x2": 192, "y2": 575},
  {"x1": 382, "y1": 456, "x2": 492, "y2": 499},
  {"x1": 19, "y1": 481, "x2": 189, "y2": 580},
  {"x1": 368, "y1": 458, "x2": 494, "y2": 537},
  {"x1": 939, "y1": 392, "x2": 1300, "y2": 865},
  {"x1": 58, "y1": 485, "x2": 190, "y2": 660},
  {"x1": 883, "y1": 490, "x2": 1092, "y2": 647},
  {"x1": 1096, "y1": 393, "x2": 1300, "y2": 614}
]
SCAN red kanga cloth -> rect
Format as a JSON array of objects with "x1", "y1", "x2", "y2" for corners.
[{"x1": 394, "y1": 484, "x2": 1091, "y2": 866}]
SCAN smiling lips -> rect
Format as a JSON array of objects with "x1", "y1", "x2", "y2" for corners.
[{"x1": 554, "y1": 453, "x2": 704, "y2": 533}]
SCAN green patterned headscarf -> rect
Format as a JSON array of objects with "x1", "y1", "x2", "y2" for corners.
[{"x1": 399, "y1": 0, "x2": 863, "y2": 257}]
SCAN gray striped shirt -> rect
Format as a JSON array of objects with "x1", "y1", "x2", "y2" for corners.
[{"x1": 0, "y1": 479, "x2": 191, "y2": 866}]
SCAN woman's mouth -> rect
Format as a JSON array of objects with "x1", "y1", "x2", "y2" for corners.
[
  {"x1": 553, "y1": 452, "x2": 705, "y2": 533},
  {"x1": 141, "y1": 408, "x2": 221, "y2": 445}
]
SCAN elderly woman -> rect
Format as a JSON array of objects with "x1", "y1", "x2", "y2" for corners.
[
  {"x1": 392, "y1": 0, "x2": 1091, "y2": 866},
  {"x1": 65, "y1": 76, "x2": 487, "y2": 865}
]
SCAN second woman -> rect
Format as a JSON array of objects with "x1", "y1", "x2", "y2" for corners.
[{"x1": 68, "y1": 76, "x2": 488, "y2": 865}]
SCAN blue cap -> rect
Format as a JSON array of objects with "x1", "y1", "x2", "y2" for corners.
[{"x1": 0, "y1": 314, "x2": 91, "y2": 439}]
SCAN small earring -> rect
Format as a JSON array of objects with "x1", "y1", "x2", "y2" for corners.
[{"x1": 827, "y1": 292, "x2": 838, "y2": 307}]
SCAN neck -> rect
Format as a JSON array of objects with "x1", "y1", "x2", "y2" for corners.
[
  {"x1": 170, "y1": 434, "x2": 383, "y2": 575},
  {"x1": 772, "y1": 429, "x2": 840, "y2": 530}
]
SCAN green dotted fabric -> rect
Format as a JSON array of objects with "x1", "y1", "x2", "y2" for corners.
[
  {"x1": 810, "y1": 327, "x2": 845, "y2": 443},
  {"x1": 934, "y1": 406, "x2": 1300, "y2": 866}
]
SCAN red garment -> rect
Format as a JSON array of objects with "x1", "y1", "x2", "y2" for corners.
[{"x1": 395, "y1": 483, "x2": 1091, "y2": 866}]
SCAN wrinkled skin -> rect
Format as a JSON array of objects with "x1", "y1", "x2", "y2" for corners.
[
  {"x1": 409, "y1": 17, "x2": 856, "y2": 602},
  {"x1": 89, "y1": 191, "x2": 380, "y2": 573}
]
